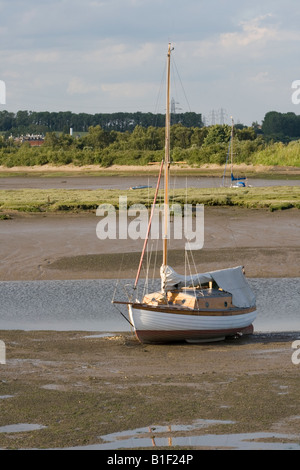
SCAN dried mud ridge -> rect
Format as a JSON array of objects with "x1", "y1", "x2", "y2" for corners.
[{"x1": 47, "y1": 246, "x2": 300, "y2": 279}]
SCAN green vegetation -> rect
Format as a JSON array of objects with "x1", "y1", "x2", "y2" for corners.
[
  {"x1": 1, "y1": 186, "x2": 299, "y2": 213},
  {"x1": 262, "y1": 111, "x2": 300, "y2": 141},
  {"x1": 251, "y1": 140, "x2": 300, "y2": 167},
  {"x1": 0, "y1": 122, "x2": 299, "y2": 169},
  {"x1": 1, "y1": 109, "x2": 300, "y2": 169}
]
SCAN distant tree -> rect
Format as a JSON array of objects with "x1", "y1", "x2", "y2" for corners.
[
  {"x1": 15, "y1": 110, "x2": 30, "y2": 128},
  {"x1": 252, "y1": 121, "x2": 263, "y2": 134},
  {"x1": 44, "y1": 132, "x2": 59, "y2": 148},
  {"x1": 262, "y1": 111, "x2": 300, "y2": 139},
  {"x1": 262, "y1": 111, "x2": 284, "y2": 135},
  {"x1": 0, "y1": 110, "x2": 14, "y2": 131},
  {"x1": 202, "y1": 125, "x2": 231, "y2": 146},
  {"x1": 84, "y1": 125, "x2": 112, "y2": 149},
  {"x1": 0, "y1": 136, "x2": 7, "y2": 148},
  {"x1": 171, "y1": 123, "x2": 193, "y2": 148},
  {"x1": 190, "y1": 127, "x2": 208, "y2": 147},
  {"x1": 282, "y1": 112, "x2": 300, "y2": 137},
  {"x1": 235, "y1": 127, "x2": 257, "y2": 141}
]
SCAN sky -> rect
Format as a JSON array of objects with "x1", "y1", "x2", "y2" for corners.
[{"x1": 1, "y1": 0, "x2": 300, "y2": 126}]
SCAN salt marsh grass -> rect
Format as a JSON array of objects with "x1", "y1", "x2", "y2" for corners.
[{"x1": 0, "y1": 186, "x2": 299, "y2": 213}]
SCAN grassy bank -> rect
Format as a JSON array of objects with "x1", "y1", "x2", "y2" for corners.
[
  {"x1": 0, "y1": 162, "x2": 300, "y2": 178},
  {"x1": 0, "y1": 186, "x2": 299, "y2": 213}
]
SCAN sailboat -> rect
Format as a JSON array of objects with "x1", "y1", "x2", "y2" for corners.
[
  {"x1": 223, "y1": 117, "x2": 248, "y2": 188},
  {"x1": 113, "y1": 44, "x2": 256, "y2": 344}
]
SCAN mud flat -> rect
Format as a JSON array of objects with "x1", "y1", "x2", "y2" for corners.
[
  {"x1": 0, "y1": 330, "x2": 299, "y2": 450},
  {"x1": 0, "y1": 207, "x2": 299, "y2": 281}
]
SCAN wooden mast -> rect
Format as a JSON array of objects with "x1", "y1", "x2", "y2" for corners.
[
  {"x1": 163, "y1": 43, "x2": 172, "y2": 269},
  {"x1": 230, "y1": 116, "x2": 234, "y2": 177},
  {"x1": 133, "y1": 44, "x2": 172, "y2": 294}
]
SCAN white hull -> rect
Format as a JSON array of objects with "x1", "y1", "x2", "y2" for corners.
[{"x1": 129, "y1": 305, "x2": 256, "y2": 343}]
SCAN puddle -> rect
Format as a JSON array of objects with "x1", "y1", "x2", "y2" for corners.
[
  {"x1": 41, "y1": 384, "x2": 67, "y2": 391},
  {"x1": 0, "y1": 423, "x2": 46, "y2": 433},
  {"x1": 82, "y1": 333, "x2": 115, "y2": 339},
  {"x1": 62, "y1": 420, "x2": 300, "y2": 450},
  {"x1": 102, "y1": 420, "x2": 234, "y2": 439},
  {"x1": 4, "y1": 419, "x2": 298, "y2": 450}
]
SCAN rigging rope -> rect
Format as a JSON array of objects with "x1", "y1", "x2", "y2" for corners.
[
  {"x1": 134, "y1": 159, "x2": 164, "y2": 289},
  {"x1": 172, "y1": 57, "x2": 192, "y2": 113}
]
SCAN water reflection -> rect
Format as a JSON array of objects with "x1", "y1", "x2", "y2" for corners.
[{"x1": 65, "y1": 420, "x2": 300, "y2": 450}]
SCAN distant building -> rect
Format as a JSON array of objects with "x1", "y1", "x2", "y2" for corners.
[{"x1": 15, "y1": 134, "x2": 45, "y2": 147}]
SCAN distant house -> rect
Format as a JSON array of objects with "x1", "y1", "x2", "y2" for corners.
[{"x1": 15, "y1": 134, "x2": 45, "y2": 147}]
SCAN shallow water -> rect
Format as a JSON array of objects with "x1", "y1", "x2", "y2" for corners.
[
  {"x1": 0, "y1": 423, "x2": 46, "y2": 433},
  {"x1": 1, "y1": 175, "x2": 299, "y2": 190},
  {"x1": 1, "y1": 419, "x2": 298, "y2": 450},
  {"x1": 0, "y1": 278, "x2": 299, "y2": 332},
  {"x1": 64, "y1": 420, "x2": 300, "y2": 450}
]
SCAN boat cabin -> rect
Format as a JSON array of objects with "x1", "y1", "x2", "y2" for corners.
[{"x1": 142, "y1": 288, "x2": 233, "y2": 310}]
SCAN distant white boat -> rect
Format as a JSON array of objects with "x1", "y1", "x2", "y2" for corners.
[
  {"x1": 130, "y1": 185, "x2": 152, "y2": 190},
  {"x1": 113, "y1": 44, "x2": 256, "y2": 344}
]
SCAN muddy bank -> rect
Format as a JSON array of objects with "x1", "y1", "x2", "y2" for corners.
[
  {"x1": 0, "y1": 330, "x2": 299, "y2": 449},
  {"x1": 0, "y1": 207, "x2": 299, "y2": 281},
  {"x1": 47, "y1": 246, "x2": 300, "y2": 279},
  {"x1": 1, "y1": 163, "x2": 300, "y2": 177}
]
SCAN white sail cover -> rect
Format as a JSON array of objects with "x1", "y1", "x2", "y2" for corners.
[{"x1": 160, "y1": 265, "x2": 256, "y2": 308}]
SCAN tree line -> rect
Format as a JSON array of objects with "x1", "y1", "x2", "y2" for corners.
[
  {"x1": 262, "y1": 111, "x2": 300, "y2": 141},
  {"x1": 0, "y1": 110, "x2": 203, "y2": 135},
  {"x1": 1, "y1": 109, "x2": 300, "y2": 141}
]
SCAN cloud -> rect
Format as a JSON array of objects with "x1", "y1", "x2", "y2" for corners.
[
  {"x1": 0, "y1": 80, "x2": 6, "y2": 105},
  {"x1": 188, "y1": 14, "x2": 278, "y2": 63},
  {"x1": 85, "y1": 41, "x2": 158, "y2": 72},
  {"x1": 250, "y1": 72, "x2": 274, "y2": 84},
  {"x1": 220, "y1": 14, "x2": 276, "y2": 49},
  {"x1": 20, "y1": 8, "x2": 38, "y2": 26},
  {"x1": 0, "y1": 49, "x2": 60, "y2": 68},
  {"x1": 67, "y1": 77, "x2": 99, "y2": 95},
  {"x1": 1, "y1": 1, "x2": 300, "y2": 124},
  {"x1": 32, "y1": 51, "x2": 60, "y2": 63},
  {"x1": 188, "y1": 14, "x2": 299, "y2": 74},
  {"x1": 101, "y1": 82, "x2": 157, "y2": 99}
]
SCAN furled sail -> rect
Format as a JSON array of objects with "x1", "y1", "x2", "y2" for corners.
[{"x1": 160, "y1": 265, "x2": 256, "y2": 309}]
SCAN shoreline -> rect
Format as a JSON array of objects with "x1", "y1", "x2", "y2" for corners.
[{"x1": 1, "y1": 162, "x2": 300, "y2": 178}]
